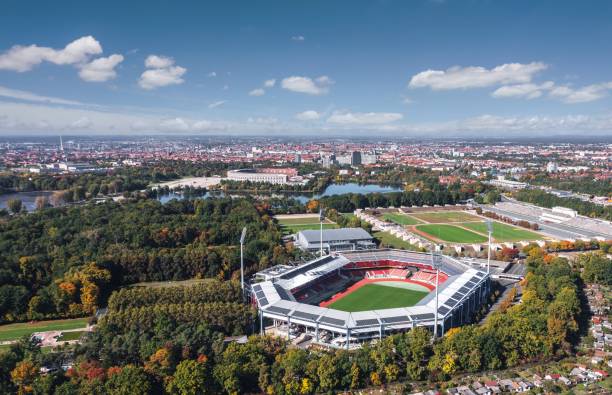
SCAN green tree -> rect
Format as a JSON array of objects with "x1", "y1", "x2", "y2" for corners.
[
  {"x1": 166, "y1": 359, "x2": 209, "y2": 395},
  {"x1": 105, "y1": 365, "x2": 152, "y2": 395},
  {"x1": 7, "y1": 198, "x2": 23, "y2": 214}
]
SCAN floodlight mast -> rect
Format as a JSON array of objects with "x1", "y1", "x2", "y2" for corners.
[
  {"x1": 240, "y1": 227, "x2": 247, "y2": 293},
  {"x1": 432, "y1": 247, "x2": 441, "y2": 338}
]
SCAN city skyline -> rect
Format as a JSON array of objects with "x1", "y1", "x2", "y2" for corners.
[{"x1": 1, "y1": 0, "x2": 612, "y2": 137}]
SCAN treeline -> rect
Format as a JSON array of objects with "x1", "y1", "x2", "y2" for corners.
[
  {"x1": 514, "y1": 189, "x2": 612, "y2": 220},
  {"x1": 107, "y1": 280, "x2": 241, "y2": 310},
  {"x1": 102, "y1": 302, "x2": 254, "y2": 335},
  {"x1": 0, "y1": 197, "x2": 290, "y2": 323},
  {"x1": 2, "y1": 247, "x2": 595, "y2": 394},
  {"x1": 521, "y1": 172, "x2": 612, "y2": 196},
  {"x1": 317, "y1": 182, "x2": 482, "y2": 213},
  {"x1": 219, "y1": 174, "x2": 331, "y2": 193}
]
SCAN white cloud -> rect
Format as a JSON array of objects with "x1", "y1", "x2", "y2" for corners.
[
  {"x1": 492, "y1": 81, "x2": 554, "y2": 100},
  {"x1": 249, "y1": 88, "x2": 265, "y2": 96},
  {"x1": 0, "y1": 85, "x2": 84, "y2": 106},
  {"x1": 144, "y1": 55, "x2": 174, "y2": 69},
  {"x1": 247, "y1": 116, "x2": 278, "y2": 125},
  {"x1": 281, "y1": 75, "x2": 333, "y2": 95},
  {"x1": 192, "y1": 120, "x2": 213, "y2": 131},
  {"x1": 208, "y1": 100, "x2": 226, "y2": 109},
  {"x1": 409, "y1": 62, "x2": 547, "y2": 90},
  {"x1": 327, "y1": 111, "x2": 403, "y2": 125},
  {"x1": 207, "y1": 71, "x2": 217, "y2": 77},
  {"x1": 549, "y1": 82, "x2": 612, "y2": 103},
  {"x1": 263, "y1": 79, "x2": 276, "y2": 88},
  {"x1": 78, "y1": 54, "x2": 124, "y2": 82},
  {"x1": 139, "y1": 55, "x2": 186, "y2": 90},
  {"x1": 291, "y1": 36, "x2": 305, "y2": 41},
  {"x1": 295, "y1": 110, "x2": 320, "y2": 121},
  {"x1": 0, "y1": 36, "x2": 103, "y2": 72}
]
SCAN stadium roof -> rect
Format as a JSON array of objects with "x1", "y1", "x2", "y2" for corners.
[{"x1": 252, "y1": 249, "x2": 489, "y2": 332}]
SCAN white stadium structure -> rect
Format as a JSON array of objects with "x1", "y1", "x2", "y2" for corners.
[{"x1": 250, "y1": 249, "x2": 491, "y2": 349}]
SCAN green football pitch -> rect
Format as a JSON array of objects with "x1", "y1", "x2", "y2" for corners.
[
  {"x1": 416, "y1": 224, "x2": 488, "y2": 243},
  {"x1": 460, "y1": 221, "x2": 541, "y2": 242},
  {"x1": 410, "y1": 211, "x2": 481, "y2": 223},
  {"x1": 327, "y1": 283, "x2": 429, "y2": 312},
  {"x1": 382, "y1": 212, "x2": 421, "y2": 225}
]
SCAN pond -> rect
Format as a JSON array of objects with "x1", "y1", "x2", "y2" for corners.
[{"x1": 0, "y1": 191, "x2": 56, "y2": 211}]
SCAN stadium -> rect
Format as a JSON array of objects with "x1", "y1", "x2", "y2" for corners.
[{"x1": 251, "y1": 249, "x2": 490, "y2": 349}]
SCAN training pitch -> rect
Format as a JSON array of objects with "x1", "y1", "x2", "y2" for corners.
[
  {"x1": 416, "y1": 224, "x2": 488, "y2": 243},
  {"x1": 409, "y1": 211, "x2": 481, "y2": 223},
  {"x1": 382, "y1": 212, "x2": 421, "y2": 225},
  {"x1": 327, "y1": 281, "x2": 429, "y2": 312}
]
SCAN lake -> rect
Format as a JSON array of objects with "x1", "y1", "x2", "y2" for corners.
[
  {"x1": 155, "y1": 183, "x2": 403, "y2": 204},
  {"x1": 0, "y1": 191, "x2": 56, "y2": 211}
]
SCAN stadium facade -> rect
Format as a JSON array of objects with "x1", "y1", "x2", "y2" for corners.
[{"x1": 250, "y1": 249, "x2": 490, "y2": 349}]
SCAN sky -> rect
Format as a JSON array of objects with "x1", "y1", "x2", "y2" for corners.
[{"x1": 1, "y1": 0, "x2": 612, "y2": 137}]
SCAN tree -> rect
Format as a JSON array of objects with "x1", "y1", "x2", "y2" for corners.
[
  {"x1": 166, "y1": 359, "x2": 209, "y2": 395},
  {"x1": 11, "y1": 360, "x2": 38, "y2": 395},
  {"x1": 104, "y1": 365, "x2": 152, "y2": 395},
  {"x1": 34, "y1": 196, "x2": 49, "y2": 211},
  {"x1": 7, "y1": 198, "x2": 23, "y2": 214}
]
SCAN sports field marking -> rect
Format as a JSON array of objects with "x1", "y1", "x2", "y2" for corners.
[
  {"x1": 415, "y1": 224, "x2": 488, "y2": 243},
  {"x1": 409, "y1": 211, "x2": 481, "y2": 223},
  {"x1": 460, "y1": 221, "x2": 541, "y2": 242},
  {"x1": 0, "y1": 318, "x2": 89, "y2": 342},
  {"x1": 382, "y1": 212, "x2": 422, "y2": 225},
  {"x1": 326, "y1": 283, "x2": 428, "y2": 312}
]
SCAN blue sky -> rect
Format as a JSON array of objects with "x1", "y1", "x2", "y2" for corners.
[{"x1": 1, "y1": 0, "x2": 612, "y2": 136}]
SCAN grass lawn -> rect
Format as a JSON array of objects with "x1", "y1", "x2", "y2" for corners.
[
  {"x1": 57, "y1": 331, "x2": 86, "y2": 341},
  {"x1": 416, "y1": 224, "x2": 488, "y2": 243},
  {"x1": 410, "y1": 211, "x2": 481, "y2": 223},
  {"x1": 373, "y1": 231, "x2": 420, "y2": 251},
  {"x1": 276, "y1": 216, "x2": 323, "y2": 225},
  {"x1": 382, "y1": 212, "x2": 421, "y2": 225},
  {"x1": 328, "y1": 283, "x2": 428, "y2": 312},
  {"x1": 340, "y1": 212, "x2": 355, "y2": 219},
  {"x1": 461, "y1": 221, "x2": 541, "y2": 242},
  {"x1": 0, "y1": 318, "x2": 89, "y2": 342},
  {"x1": 281, "y1": 223, "x2": 337, "y2": 235}
]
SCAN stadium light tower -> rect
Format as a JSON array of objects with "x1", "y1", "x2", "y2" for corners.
[
  {"x1": 319, "y1": 208, "x2": 325, "y2": 257},
  {"x1": 432, "y1": 248, "x2": 442, "y2": 338},
  {"x1": 486, "y1": 220, "x2": 493, "y2": 274},
  {"x1": 240, "y1": 227, "x2": 247, "y2": 293}
]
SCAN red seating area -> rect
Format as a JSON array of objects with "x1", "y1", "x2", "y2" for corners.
[
  {"x1": 365, "y1": 268, "x2": 410, "y2": 279},
  {"x1": 344, "y1": 260, "x2": 435, "y2": 272},
  {"x1": 410, "y1": 270, "x2": 448, "y2": 286}
]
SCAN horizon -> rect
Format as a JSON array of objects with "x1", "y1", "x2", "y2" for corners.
[{"x1": 1, "y1": 1, "x2": 612, "y2": 137}]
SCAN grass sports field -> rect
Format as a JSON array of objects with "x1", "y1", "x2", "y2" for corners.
[
  {"x1": 409, "y1": 211, "x2": 481, "y2": 223},
  {"x1": 328, "y1": 282, "x2": 429, "y2": 312},
  {"x1": 0, "y1": 318, "x2": 88, "y2": 342},
  {"x1": 275, "y1": 215, "x2": 338, "y2": 235},
  {"x1": 382, "y1": 212, "x2": 421, "y2": 225},
  {"x1": 461, "y1": 221, "x2": 541, "y2": 242},
  {"x1": 416, "y1": 224, "x2": 488, "y2": 243}
]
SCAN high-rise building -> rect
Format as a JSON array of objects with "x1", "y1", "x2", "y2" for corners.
[{"x1": 351, "y1": 151, "x2": 362, "y2": 166}]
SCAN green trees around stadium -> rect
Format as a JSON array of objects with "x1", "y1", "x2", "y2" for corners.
[
  {"x1": 0, "y1": 197, "x2": 288, "y2": 323},
  {"x1": 578, "y1": 252, "x2": 612, "y2": 285}
]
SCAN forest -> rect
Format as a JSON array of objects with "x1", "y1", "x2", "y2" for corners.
[
  {"x1": 0, "y1": 246, "x2": 602, "y2": 394},
  {"x1": 0, "y1": 197, "x2": 291, "y2": 324}
]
